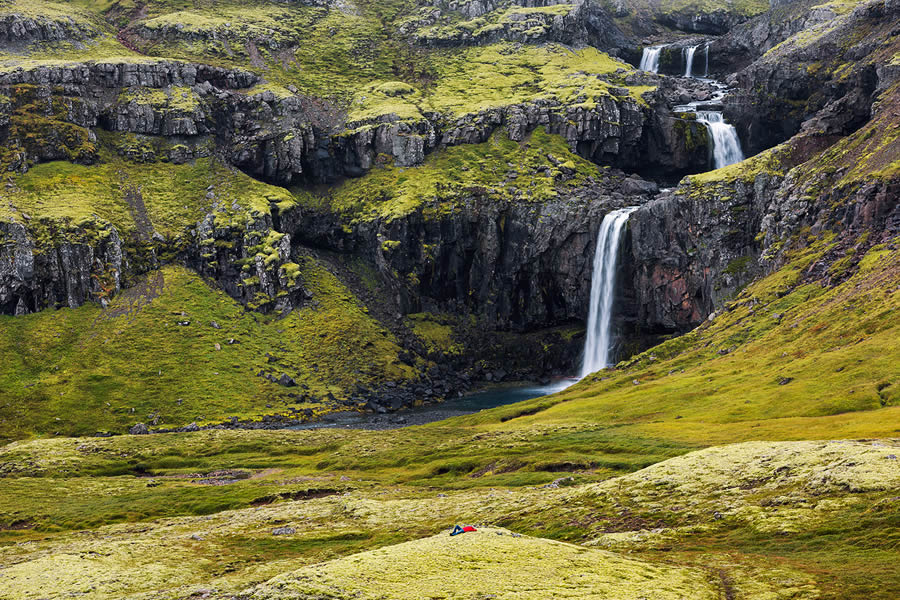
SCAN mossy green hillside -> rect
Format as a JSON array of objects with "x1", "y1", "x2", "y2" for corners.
[
  {"x1": 0, "y1": 157, "x2": 291, "y2": 240},
  {"x1": 295, "y1": 127, "x2": 609, "y2": 222},
  {"x1": 492, "y1": 239, "x2": 900, "y2": 441},
  {"x1": 0, "y1": 0, "x2": 146, "y2": 70},
  {"x1": 1, "y1": 237, "x2": 897, "y2": 592},
  {"x1": 0, "y1": 262, "x2": 418, "y2": 441},
  {"x1": 347, "y1": 42, "x2": 651, "y2": 124},
  {"x1": 113, "y1": 0, "x2": 431, "y2": 98},
  {"x1": 0, "y1": 437, "x2": 895, "y2": 599},
  {"x1": 244, "y1": 527, "x2": 720, "y2": 600},
  {"x1": 1, "y1": 239, "x2": 897, "y2": 528},
  {"x1": 0, "y1": 0, "x2": 105, "y2": 36}
]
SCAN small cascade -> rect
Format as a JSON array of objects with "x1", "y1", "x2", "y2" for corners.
[
  {"x1": 683, "y1": 45, "x2": 700, "y2": 78},
  {"x1": 639, "y1": 46, "x2": 663, "y2": 73},
  {"x1": 695, "y1": 111, "x2": 744, "y2": 169},
  {"x1": 580, "y1": 207, "x2": 637, "y2": 377},
  {"x1": 703, "y1": 45, "x2": 709, "y2": 77}
]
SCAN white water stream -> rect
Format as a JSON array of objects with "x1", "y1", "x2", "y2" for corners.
[
  {"x1": 639, "y1": 46, "x2": 663, "y2": 73},
  {"x1": 683, "y1": 45, "x2": 699, "y2": 77},
  {"x1": 580, "y1": 207, "x2": 637, "y2": 377},
  {"x1": 695, "y1": 111, "x2": 744, "y2": 168}
]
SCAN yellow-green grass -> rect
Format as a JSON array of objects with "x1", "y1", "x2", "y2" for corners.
[
  {"x1": 244, "y1": 527, "x2": 720, "y2": 600},
  {"x1": 0, "y1": 439, "x2": 895, "y2": 599},
  {"x1": 0, "y1": 262, "x2": 417, "y2": 441},
  {"x1": 294, "y1": 127, "x2": 610, "y2": 222},
  {"x1": 0, "y1": 239, "x2": 897, "y2": 534},
  {"x1": 112, "y1": 0, "x2": 427, "y2": 98},
  {"x1": 0, "y1": 157, "x2": 291, "y2": 238},
  {"x1": 427, "y1": 43, "x2": 649, "y2": 113},
  {"x1": 352, "y1": 42, "x2": 653, "y2": 127}
]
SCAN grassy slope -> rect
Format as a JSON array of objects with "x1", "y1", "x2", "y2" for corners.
[
  {"x1": 0, "y1": 157, "x2": 288, "y2": 237},
  {"x1": 0, "y1": 438, "x2": 895, "y2": 598},
  {"x1": 1, "y1": 182, "x2": 897, "y2": 595},
  {"x1": 0, "y1": 261, "x2": 418, "y2": 440},
  {"x1": 1, "y1": 235, "x2": 897, "y2": 526},
  {"x1": 0, "y1": 1, "x2": 897, "y2": 598},
  {"x1": 0, "y1": 1, "x2": 653, "y2": 118}
]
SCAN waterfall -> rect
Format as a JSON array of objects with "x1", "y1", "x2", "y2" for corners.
[
  {"x1": 703, "y1": 45, "x2": 709, "y2": 77},
  {"x1": 639, "y1": 46, "x2": 663, "y2": 73},
  {"x1": 683, "y1": 45, "x2": 700, "y2": 77},
  {"x1": 580, "y1": 207, "x2": 637, "y2": 377},
  {"x1": 695, "y1": 111, "x2": 744, "y2": 169}
]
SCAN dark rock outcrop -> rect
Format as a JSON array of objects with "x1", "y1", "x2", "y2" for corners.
[
  {"x1": 295, "y1": 174, "x2": 658, "y2": 331},
  {"x1": 725, "y1": 0, "x2": 897, "y2": 155},
  {"x1": 0, "y1": 218, "x2": 125, "y2": 314},
  {"x1": 0, "y1": 11, "x2": 101, "y2": 46},
  {"x1": 629, "y1": 173, "x2": 777, "y2": 331}
]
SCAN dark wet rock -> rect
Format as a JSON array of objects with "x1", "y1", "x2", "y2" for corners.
[{"x1": 724, "y1": 0, "x2": 898, "y2": 154}]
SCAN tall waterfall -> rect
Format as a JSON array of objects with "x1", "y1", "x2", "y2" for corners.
[
  {"x1": 683, "y1": 45, "x2": 700, "y2": 77},
  {"x1": 696, "y1": 111, "x2": 744, "y2": 169},
  {"x1": 580, "y1": 208, "x2": 637, "y2": 377},
  {"x1": 703, "y1": 45, "x2": 709, "y2": 77},
  {"x1": 639, "y1": 46, "x2": 663, "y2": 73}
]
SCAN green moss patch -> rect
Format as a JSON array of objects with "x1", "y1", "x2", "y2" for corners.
[
  {"x1": 0, "y1": 262, "x2": 417, "y2": 440},
  {"x1": 245, "y1": 527, "x2": 719, "y2": 600}
]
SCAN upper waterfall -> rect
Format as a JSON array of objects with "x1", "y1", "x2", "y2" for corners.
[
  {"x1": 580, "y1": 207, "x2": 637, "y2": 377},
  {"x1": 683, "y1": 45, "x2": 700, "y2": 77},
  {"x1": 695, "y1": 111, "x2": 744, "y2": 169},
  {"x1": 639, "y1": 46, "x2": 663, "y2": 73}
]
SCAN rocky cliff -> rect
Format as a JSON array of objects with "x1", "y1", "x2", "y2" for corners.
[{"x1": 0, "y1": 0, "x2": 897, "y2": 431}]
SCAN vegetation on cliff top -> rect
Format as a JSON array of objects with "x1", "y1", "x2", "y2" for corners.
[
  {"x1": 348, "y1": 42, "x2": 651, "y2": 125},
  {"x1": 295, "y1": 127, "x2": 612, "y2": 222}
]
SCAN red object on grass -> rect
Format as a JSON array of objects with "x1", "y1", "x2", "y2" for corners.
[{"x1": 462, "y1": 526, "x2": 476, "y2": 532}]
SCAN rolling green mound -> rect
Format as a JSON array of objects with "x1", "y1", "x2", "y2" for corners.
[
  {"x1": 0, "y1": 262, "x2": 418, "y2": 440},
  {"x1": 0, "y1": 438, "x2": 895, "y2": 599},
  {"x1": 241, "y1": 527, "x2": 720, "y2": 600}
]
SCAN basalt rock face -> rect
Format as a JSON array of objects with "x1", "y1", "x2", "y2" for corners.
[
  {"x1": 725, "y1": 0, "x2": 898, "y2": 155},
  {"x1": 295, "y1": 175, "x2": 658, "y2": 331},
  {"x1": 0, "y1": 11, "x2": 101, "y2": 46},
  {"x1": 708, "y1": 0, "x2": 826, "y2": 74},
  {"x1": 628, "y1": 73, "x2": 900, "y2": 333},
  {"x1": 629, "y1": 173, "x2": 778, "y2": 332},
  {"x1": 0, "y1": 54, "x2": 705, "y2": 318},
  {"x1": 655, "y1": 11, "x2": 740, "y2": 36},
  {"x1": 0, "y1": 219, "x2": 126, "y2": 315},
  {"x1": 0, "y1": 58, "x2": 699, "y2": 184},
  {"x1": 0, "y1": 62, "x2": 322, "y2": 184},
  {"x1": 188, "y1": 207, "x2": 309, "y2": 315}
]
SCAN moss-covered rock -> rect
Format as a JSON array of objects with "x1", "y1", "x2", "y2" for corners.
[{"x1": 241, "y1": 527, "x2": 720, "y2": 600}]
